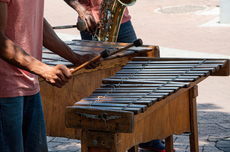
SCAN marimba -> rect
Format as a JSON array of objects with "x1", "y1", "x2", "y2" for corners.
[
  {"x1": 39, "y1": 40, "x2": 159, "y2": 139},
  {"x1": 65, "y1": 57, "x2": 230, "y2": 152}
]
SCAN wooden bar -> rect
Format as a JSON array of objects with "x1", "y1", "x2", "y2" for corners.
[
  {"x1": 81, "y1": 97, "x2": 157, "y2": 107},
  {"x1": 122, "y1": 64, "x2": 221, "y2": 69},
  {"x1": 101, "y1": 83, "x2": 186, "y2": 88},
  {"x1": 74, "y1": 102, "x2": 147, "y2": 112},
  {"x1": 116, "y1": 70, "x2": 211, "y2": 76},
  {"x1": 131, "y1": 57, "x2": 229, "y2": 76},
  {"x1": 115, "y1": 73, "x2": 207, "y2": 77},
  {"x1": 108, "y1": 78, "x2": 196, "y2": 82},
  {"x1": 102, "y1": 78, "x2": 191, "y2": 86},
  {"x1": 93, "y1": 89, "x2": 175, "y2": 94},
  {"x1": 90, "y1": 92, "x2": 169, "y2": 96},
  {"x1": 110, "y1": 75, "x2": 200, "y2": 79},
  {"x1": 81, "y1": 97, "x2": 157, "y2": 101},
  {"x1": 127, "y1": 59, "x2": 227, "y2": 64}
]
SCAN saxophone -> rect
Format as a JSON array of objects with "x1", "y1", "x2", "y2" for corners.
[{"x1": 94, "y1": 0, "x2": 136, "y2": 42}]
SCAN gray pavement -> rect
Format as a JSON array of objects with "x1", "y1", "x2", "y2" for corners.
[{"x1": 44, "y1": 0, "x2": 230, "y2": 151}]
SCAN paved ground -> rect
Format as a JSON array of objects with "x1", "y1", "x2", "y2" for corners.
[{"x1": 44, "y1": 0, "x2": 230, "y2": 151}]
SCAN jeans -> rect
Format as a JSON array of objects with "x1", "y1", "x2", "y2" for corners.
[
  {"x1": 80, "y1": 20, "x2": 137, "y2": 43},
  {"x1": 0, "y1": 92, "x2": 48, "y2": 152}
]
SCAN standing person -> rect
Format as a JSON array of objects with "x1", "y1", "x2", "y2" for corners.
[
  {"x1": 64, "y1": 0, "x2": 166, "y2": 151},
  {"x1": 0, "y1": 0, "x2": 102, "y2": 151},
  {"x1": 64, "y1": 0, "x2": 137, "y2": 43}
]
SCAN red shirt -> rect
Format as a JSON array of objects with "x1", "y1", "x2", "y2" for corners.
[{"x1": 0, "y1": 0, "x2": 44, "y2": 97}]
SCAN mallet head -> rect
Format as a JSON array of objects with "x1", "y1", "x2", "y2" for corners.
[
  {"x1": 133, "y1": 39, "x2": 143, "y2": 47},
  {"x1": 77, "y1": 20, "x2": 87, "y2": 31},
  {"x1": 100, "y1": 49, "x2": 111, "y2": 58}
]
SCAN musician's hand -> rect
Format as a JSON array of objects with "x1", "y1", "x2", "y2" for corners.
[
  {"x1": 41, "y1": 65, "x2": 73, "y2": 88},
  {"x1": 73, "y1": 52, "x2": 103, "y2": 69},
  {"x1": 64, "y1": 0, "x2": 97, "y2": 34},
  {"x1": 83, "y1": 52, "x2": 103, "y2": 69},
  {"x1": 78, "y1": 11, "x2": 97, "y2": 34}
]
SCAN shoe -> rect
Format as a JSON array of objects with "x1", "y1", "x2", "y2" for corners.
[{"x1": 139, "y1": 140, "x2": 166, "y2": 152}]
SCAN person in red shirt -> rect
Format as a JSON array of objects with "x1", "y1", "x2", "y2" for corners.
[
  {"x1": 64, "y1": 0, "x2": 137, "y2": 43},
  {"x1": 0, "y1": 0, "x2": 102, "y2": 151}
]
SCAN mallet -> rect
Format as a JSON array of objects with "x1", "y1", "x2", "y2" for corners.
[
  {"x1": 71, "y1": 39, "x2": 143, "y2": 74},
  {"x1": 52, "y1": 20, "x2": 86, "y2": 31}
]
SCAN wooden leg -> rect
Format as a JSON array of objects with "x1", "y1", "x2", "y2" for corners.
[
  {"x1": 189, "y1": 85, "x2": 199, "y2": 152},
  {"x1": 128, "y1": 145, "x2": 138, "y2": 152},
  {"x1": 81, "y1": 130, "x2": 118, "y2": 152},
  {"x1": 165, "y1": 135, "x2": 174, "y2": 152}
]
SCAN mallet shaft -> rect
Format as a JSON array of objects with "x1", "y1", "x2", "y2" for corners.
[
  {"x1": 52, "y1": 25, "x2": 77, "y2": 29},
  {"x1": 71, "y1": 55, "x2": 101, "y2": 74},
  {"x1": 71, "y1": 39, "x2": 142, "y2": 74},
  {"x1": 71, "y1": 43, "x2": 134, "y2": 74},
  {"x1": 110, "y1": 44, "x2": 134, "y2": 56},
  {"x1": 52, "y1": 20, "x2": 86, "y2": 31}
]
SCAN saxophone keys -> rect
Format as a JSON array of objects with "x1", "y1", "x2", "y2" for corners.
[{"x1": 109, "y1": 25, "x2": 112, "y2": 31}]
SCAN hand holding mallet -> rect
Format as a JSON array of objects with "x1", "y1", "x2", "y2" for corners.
[{"x1": 71, "y1": 39, "x2": 143, "y2": 74}]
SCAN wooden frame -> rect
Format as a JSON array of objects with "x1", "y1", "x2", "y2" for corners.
[
  {"x1": 68, "y1": 82, "x2": 200, "y2": 152},
  {"x1": 65, "y1": 57, "x2": 229, "y2": 152}
]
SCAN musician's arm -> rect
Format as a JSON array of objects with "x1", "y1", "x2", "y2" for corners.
[
  {"x1": 43, "y1": 18, "x2": 102, "y2": 68},
  {"x1": 43, "y1": 18, "x2": 82, "y2": 65},
  {"x1": 0, "y1": 2, "x2": 72, "y2": 88},
  {"x1": 63, "y1": 0, "x2": 97, "y2": 33},
  {"x1": 64, "y1": 0, "x2": 86, "y2": 16},
  {"x1": 0, "y1": 2, "x2": 47, "y2": 76}
]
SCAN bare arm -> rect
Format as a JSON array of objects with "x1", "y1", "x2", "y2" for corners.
[
  {"x1": 43, "y1": 18, "x2": 102, "y2": 68},
  {"x1": 0, "y1": 2, "x2": 72, "y2": 88},
  {"x1": 64, "y1": 0, "x2": 97, "y2": 33},
  {"x1": 43, "y1": 18, "x2": 82, "y2": 65}
]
